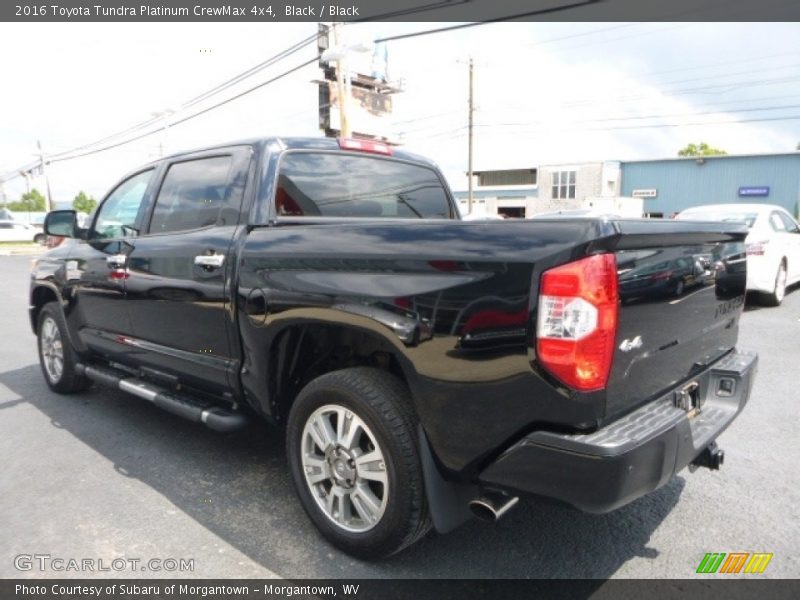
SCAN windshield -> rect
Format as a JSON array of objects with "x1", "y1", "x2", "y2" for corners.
[{"x1": 677, "y1": 210, "x2": 759, "y2": 228}]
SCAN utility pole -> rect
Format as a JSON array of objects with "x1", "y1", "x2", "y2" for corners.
[
  {"x1": 332, "y1": 23, "x2": 350, "y2": 138},
  {"x1": 37, "y1": 140, "x2": 54, "y2": 212},
  {"x1": 467, "y1": 57, "x2": 474, "y2": 215}
]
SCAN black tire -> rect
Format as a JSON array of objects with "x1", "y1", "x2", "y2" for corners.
[
  {"x1": 761, "y1": 261, "x2": 787, "y2": 307},
  {"x1": 674, "y1": 279, "x2": 685, "y2": 296},
  {"x1": 33, "y1": 233, "x2": 46, "y2": 245},
  {"x1": 37, "y1": 302, "x2": 91, "y2": 393},
  {"x1": 286, "y1": 367, "x2": 431, "y2": 558}
]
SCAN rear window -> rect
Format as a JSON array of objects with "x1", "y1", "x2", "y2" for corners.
[
  {"x1": 275, "y1": 152, "x2": 452, "y2": 219},
  {"x1": 677, "y1": 210, "x2": 759, "y2": 228}
]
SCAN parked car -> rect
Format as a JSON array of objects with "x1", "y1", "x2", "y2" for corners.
[
  {"x1": 31, "y1": 137, "x2": 755, "y2": 558},
  {"x1": 0, "y1": 220, "x2": 47, "y2": 244},
  {"x1": 676, "y1": 203, "x2": 800, "y2": 306}
]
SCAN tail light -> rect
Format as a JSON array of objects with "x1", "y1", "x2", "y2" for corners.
[
  {"x1": 745, "y1": 241, "x2": 768, "y2": 256},
  {"x1": 337, "y1": 137, "x2": 393, "y2": 155},
  {"x1": 536, "y1": 254, "x2": 618, "y2": 392}
]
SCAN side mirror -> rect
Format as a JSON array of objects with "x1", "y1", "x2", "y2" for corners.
[{"x1": 44, "y1": 210, "x2": 79, "y2": 238}]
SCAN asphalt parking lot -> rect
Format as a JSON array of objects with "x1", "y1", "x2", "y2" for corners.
[{"x1": 1, "y1": 254, "x2": 798, "y2": 579}]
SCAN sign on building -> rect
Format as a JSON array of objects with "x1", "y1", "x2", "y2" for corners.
[
  {"x1": 631, "y1": 189, "x2": 657, "y2": 198},
  {"x1": 738, "y1": 186, "x2": 770, "y2": 197}
]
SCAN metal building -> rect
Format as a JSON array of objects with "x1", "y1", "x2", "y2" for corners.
[{"x1": 620, "y1": 153, "x2": 800, "y2": 218}]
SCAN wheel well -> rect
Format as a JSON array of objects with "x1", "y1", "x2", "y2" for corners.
[
  {"x1": 269, "y1": 324, "x2": 411, "y2": 423},
  {"x1": 30, "y1": 286, "x2": 58, "y2": 332}
]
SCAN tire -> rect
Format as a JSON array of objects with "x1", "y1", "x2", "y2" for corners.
[
  {"x1": 33, "y1": 233, "x2": 46, "y2": 245},
  {"x1": 674, "y1": 279, "x2": 685, "y2": 296},
  {"x1": 286, "y1": 367, "x2": 431, "y2": 558},
  {"x1": 37, "y1": 302, "x2": 91, "y2": 393},
  {"x1": 762, "y1": 261, "x2": 787, "y2": 307}
]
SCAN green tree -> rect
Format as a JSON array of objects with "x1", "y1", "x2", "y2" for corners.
[
  {"x1": 72, "y1": 191, "x2": 97, "y2": 214},
  {"x1": 678, "y1": 142, "x2": 728, "y2": 157},
  {"x1": 7, "y1": 188, "x2": 47, "y2": 212}
]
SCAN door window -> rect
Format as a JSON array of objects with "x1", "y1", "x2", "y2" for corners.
[
  {"x1": 148, "y1": 156, "x2": 233, "y2": 234},
  {"x1": 92, "y1": 169, "x2": 154, "y2": 239},
  {"x1": 777, "y1": 211, "x2": 800, "y2": 233},
  {"x1": 769, "y1": 212, "x2": 788, "y2": 232}
]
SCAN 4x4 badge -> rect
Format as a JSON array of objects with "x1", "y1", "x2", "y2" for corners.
[{"x1": 619, "y1": 336, "x2": 643, "y2": 352}]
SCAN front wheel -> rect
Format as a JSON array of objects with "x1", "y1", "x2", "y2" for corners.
[
  {"x1": 37, "y1": 302, "x2": 91, "y2": 393},
  {"x1": 762, "y1": 261, "x2": 787, "y2": 307},
  {"x1": 286, "y1": 367, "x2": 431, "y2": 558}
]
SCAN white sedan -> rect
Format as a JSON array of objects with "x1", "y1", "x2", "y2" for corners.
[
  {"x1": 676, "y1": 203, "x2": 800, "y2": 306},
  {"x1": 0, "y1": 220, "x2": 46, "y2": 244}
]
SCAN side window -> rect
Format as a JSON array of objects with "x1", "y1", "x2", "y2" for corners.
[
  {"x1": 769, "y1": 212, "x2": 787, "y2": 232},
  {"x1": 778, "y1": 211, "x2": 800, "y2": 233},
  {"x1": 93, "y1": 169, "x2": 154, "y2": 239},
  {"x1": 148, "y1": 156, "x2": 233, "y2": 234}
]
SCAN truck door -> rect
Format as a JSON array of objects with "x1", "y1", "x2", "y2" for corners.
[
  {"x1": 123, "y1": 147, "x2": 251, "y2": 393},
  {"x1": 62, "y1": 168, "x2": 156, "y2": 355}
]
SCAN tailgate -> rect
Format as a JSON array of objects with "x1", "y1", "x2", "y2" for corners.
[{"x1": 605, "y1": 220, "x2": 748, "y2": 420}]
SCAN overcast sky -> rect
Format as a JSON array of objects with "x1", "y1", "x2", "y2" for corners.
[{"x1": 1, "y1": 21, "x2": 799, "y2": 204}]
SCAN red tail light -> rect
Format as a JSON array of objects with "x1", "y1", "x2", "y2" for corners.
[
  {"x1": 745, "y1": 241, "x2": 768, "y2": 256},
  {"x1": 337, "y1": 137, "x2": 393, "y2": 155},
  {"x1": 536, "y1": 254, "x2": 618, "y2": 392}
]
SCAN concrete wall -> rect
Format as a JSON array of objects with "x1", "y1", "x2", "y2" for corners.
[{"x1": 535, "y1": 162, "x2": 604, "y2": 212}]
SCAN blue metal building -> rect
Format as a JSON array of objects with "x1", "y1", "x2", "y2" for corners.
[{"x1": 620, "y1": 153, "x2": 800, "y2": 218}]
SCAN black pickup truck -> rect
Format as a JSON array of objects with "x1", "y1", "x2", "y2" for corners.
[{"x1": 31, "y1": 137, "x2": 756, "y2": 558}]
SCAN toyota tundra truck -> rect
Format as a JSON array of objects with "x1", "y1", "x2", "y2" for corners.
[{"x1": 31, "y1": 137, "x2": 756, "y2": 558}]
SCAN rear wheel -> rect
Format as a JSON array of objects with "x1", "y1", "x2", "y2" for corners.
[
  {"x1": 762, "y1": 261, "x2": 787, "y2": 307},
  {"x1": 286, "y1": 367, "x2": 431, "y2": 558},
  {"x1": 33, "y1": 233, "x2": 46, "y2": 245},
  {"x1": 37, "y1": 302, "x2": 91, "y2": 393}
]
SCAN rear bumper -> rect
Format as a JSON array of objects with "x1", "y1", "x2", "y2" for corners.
[{"x1": 478, "y1": 349, "x2": 757, "y2": 513}]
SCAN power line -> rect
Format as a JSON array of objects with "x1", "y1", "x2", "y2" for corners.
[
  {"x1": 374, "y1": 0, "x2": 601, "y2": 43},
  {"x1": 46, "y1": 33, "x2": 320, "y2": 162},
  {"x1": 47, "y1": 56, "x2": 319, "y2": 165}
]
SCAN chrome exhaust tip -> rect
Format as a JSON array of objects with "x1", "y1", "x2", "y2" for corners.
[{"x1": 469, "y1": 493, "x2": 519, "y2": 522}]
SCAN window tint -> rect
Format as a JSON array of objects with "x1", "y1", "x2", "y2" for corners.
[
  {"x1": 769, "y1": 212, "x2": 787, "y2": 232},
  {"x1": 149, "y1": 156, "x2": 233, "y2": 234},
  {"x1": 276, "y1": 153, "x2": 451, "y2": 219},
  {"x1": 93, "y1": 169, "x2": 153, "y2": 239},
  {"x1": 778, "y1": 211, "x2": 800, "y2": 233}
]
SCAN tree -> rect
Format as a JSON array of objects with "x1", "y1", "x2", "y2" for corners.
[
  {"x1": 6, "y1": 188, "x2": 47, "y2": 212},
  {"x1": 72, "y1": 191, "x2": 97, "y2": 214},
  {"x1": 678, "y1": 142, "x2": 728, "y2": 157}
]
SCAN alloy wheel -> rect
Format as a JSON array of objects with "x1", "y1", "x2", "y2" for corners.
[
  {"x1": 40, "y1": 316, "x2": 64, "y2": 383},
  {"x1": 300, "y1": 403, "x2": 389, "y2": 533}
]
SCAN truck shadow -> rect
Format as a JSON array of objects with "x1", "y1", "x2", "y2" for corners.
[{"x1": 3, "y1": 364, "x2": 684, "y2": 579}]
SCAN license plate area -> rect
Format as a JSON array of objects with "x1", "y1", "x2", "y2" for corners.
[{"x1": 674, "y1": 381, "x2": 701, "y2": 418}]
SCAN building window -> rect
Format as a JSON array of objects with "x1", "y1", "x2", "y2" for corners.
[
  {"x1": 551, "y1": 170, "x2": 576, "y2": 199},
  {"x1": 477, "y1": 169, "x2": 537, "y2": 186}
]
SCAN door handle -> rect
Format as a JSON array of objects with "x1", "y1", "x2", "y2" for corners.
[
  {"x1": 106, "y1": 254, "x2": 127, "y2": 269},
  {"x1": 194, "y1": 254, "x2": 225, "y2": 269}
]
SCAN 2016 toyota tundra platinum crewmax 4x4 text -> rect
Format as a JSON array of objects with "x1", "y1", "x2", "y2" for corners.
[{"x1": 31, "y1": 137, "x2": 757, "y2": 558}]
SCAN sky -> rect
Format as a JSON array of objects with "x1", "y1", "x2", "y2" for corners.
[{"x1": 1, "y1": 21, "x2": 799, "y2": 205}]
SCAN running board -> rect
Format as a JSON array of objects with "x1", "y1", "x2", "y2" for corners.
[{"x1": 76, "y1": 363, "x2": 248, "y2": 433}]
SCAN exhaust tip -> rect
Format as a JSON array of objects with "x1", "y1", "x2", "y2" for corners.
[
  {"x1": 469, "y1": 494, "x2": 519, "y2": 522},
  {"x1": 469, "y1": 499, "x2": 499, "y2": 522}
]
